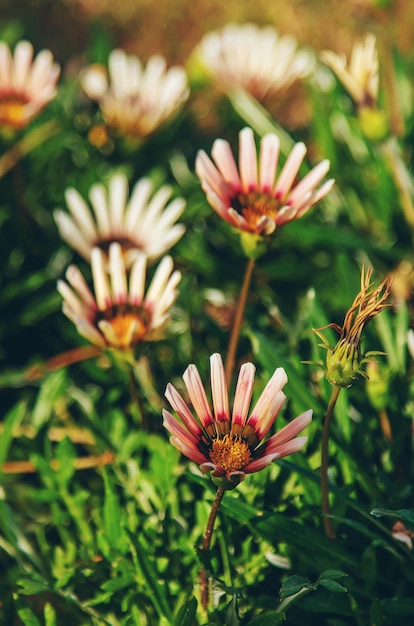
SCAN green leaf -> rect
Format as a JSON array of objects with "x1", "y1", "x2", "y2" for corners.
[
  {"x1": 103, "y1": 468, "x2": 124, "y2": 552},
  {"x1": 378, "y1": 598, "x2": 414, "y2": 616},
  {"x1": 173, "y1": 595, "x2": 198, "y2": 626},
  {"x1": 318, "y1": 570, "x2": 348, "y2": 580},
  {"x1": 130, "y1": 536, "x2": 173, "y2": 622},
  {"x1": 255, "y1": 514, "x2": 358, "y2": 570},
  {"x1": 101, "y1": 572, "x2": 135, "y2": 593},
  {"x1": 280, "y1": 575, "x2": 312, "y2": 600},
  {"x1": 246, "y1": 613, "x2": 286, "y2": 625},
  {"x1": 44, "y1": 602, "x2": 57, "y2": 626},
  {"x1": 17, "y1": 577, "x2": 50, "y2": 596},
  {"x1": 55, "y1": 436, "x2": 76, "y2": 486},
  {"x1": 32, "y1": 369, "x2": 67, "y2": 432},
  {"x1": 318, "y1": 579, "x2": 348, "y2": 593},
  {"x1": 0, "y1": 401, "x2": 26, "y2": 467},
  {"x1": 297, "y1": 590, "x2": 353, "y2": 615},
  {"x1": 370, "y1": 508, "x2": 414, "y2": 529}
]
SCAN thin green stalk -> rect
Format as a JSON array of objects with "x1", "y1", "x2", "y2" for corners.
[
  {"x1": 200, "y1": 487, "x2": 225, "y2": 610},
  {"x1": 321, "y1": 384, "x2": 341, "y2": 539},
  {"x1": 0, "y1": 119, "x2": 60, "y2": 177},
  {"x1": 225, "y1": 257, "x2": 255, "y2": 384},
  {"x1": 381, "y1": 138, "x2": 414, "y2": 234},
  {"x1": 128, "y1": 366, "x2": 146, "y2": 428}
]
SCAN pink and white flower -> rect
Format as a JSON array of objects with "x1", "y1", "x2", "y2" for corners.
[
  {"x1": 195, "y1": 23, "x2": 314, "y2": 100},
  {"x1": 0, "y1": 40, "x2": 60, "y2": 129},
  {"x1": 54, "y1": 172, "x2": 186, "y2": 267},
  {"x1": 195, "y1": 127, "x2": 334, "y2": 236},
  {"x1": 80, "y1": 49, "x2": 189, "y2": 138},
  {"x1": 57, "y1": 242, "x2": 181, "y2": 350},
  {"x1": 163, "y1": 353, "x2": 312, "y2": 488}
]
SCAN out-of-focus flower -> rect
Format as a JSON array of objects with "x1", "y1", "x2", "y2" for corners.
[
  {"x1": 194, "y1": 23, "x2": 314, "y2": 101},
  {"x1": 54, "y1": 172, "x2": 186, "y2": 267},
  {"x1": 163, "y1": 353, "x2": 312, "y2": 489},
  {"x1": 0, "y1": 40, "x2": 60, "y2": 130},
  {"x1": 320, "y1": 34, "x2": 379, "y2": 109},
  {"x1": 195, "y1": 126, "x2": 334, "y2": 237},
  {"x1": 57, "y1": 242, "x2": 181, "y2": 350},
  {"x1": 80, "y1": 49, "x2": 189, "y2": 139},
  {"x1": 203, "y1": 289, "x2": 236, "y2": 330},
  {"x1": 391, "y1": 521, "x2": 414, "y2": 550},
  {"x1": 314, "y1": 266, "x2": 391, "y2": 388}
]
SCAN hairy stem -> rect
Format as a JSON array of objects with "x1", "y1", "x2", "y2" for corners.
[
  {"x1": 225, "y1": 257, "x2": 255, "y2": 384},
  {"x1": 200, "y1": 487, "x2": 225, "y2": 610},
  {"x1": 321, "y1": 384, "x2": 341, "y2": 539}
]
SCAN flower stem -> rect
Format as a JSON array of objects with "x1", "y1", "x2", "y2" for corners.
[
  {"x1": 321, "y1": 384, "x2": 341, "y2": 539},
  {"x1": 0, "y1": 119, "x2": 60, "y2": 178},
  {"x1": 200, "y1": 486, "x2": 225, "y2": 610},
  {"x1": 225, "y1": 257, "x2": 255, "y2": 384}
]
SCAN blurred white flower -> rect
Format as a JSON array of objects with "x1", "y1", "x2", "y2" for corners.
[
  {"x1": 80, "y1": 49, "x2": 189, "y2": 138},
  {"x1": 195, "y1": 23, "x2": 314, "y2": 100},
  {"x1": 320, "y1": 34, "x2": 379, "y2": 108},
  {"x1": 54, "y1": 172, "x2": 186, "y2": 267},
  {"x1": 58, "y1": 243, "x2": 181, "y2": 350},
  {"x1": 0, "y1": 40, "x2": 60, "y2": 129}
]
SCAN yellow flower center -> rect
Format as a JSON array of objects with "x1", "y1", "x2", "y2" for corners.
[
  {"x1": 0, "y1": 96, "x2": 28, "y2": 128},
  {"x1": 210, "y1": 434, "x2": 252, "y2": 472},
  {"x1": 97, "y1": 306, "x2": 151, "y2": 349},
  {"x1": 232, "y1": 191, "x2": 280, "y2": 229},
  {"x1": 109, "y1": 313, "x2": 147, "y2": 348}
]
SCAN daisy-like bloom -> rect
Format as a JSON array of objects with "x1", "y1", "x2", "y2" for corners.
[
  {"x1": 163, "y1": 353, "x2": 312, "y2": 489},
  {"x1": 0, "y1": 40, "x2": 60, "y2": 130},
  {"x1": 320, "y1": 34, "x2": 379, "y2": 109},
  {"x1": 195, "y1": 23, "x2": 314, "y2": 101},
  {"x1": 195, "y1": 126, "x2": 334, "y2": 236},
  {"x1": 314, "y1": 266, "x2": 391, "y2": 388},
  {"x1": 54, "y1": 172, "x2": 186, "y2": 267},
  {"x1": 57, "y1": 242, "x2": 181, "y2": 350},
  {"x1": 80, "y1": 49, "x2": 189, "y2": 139}
]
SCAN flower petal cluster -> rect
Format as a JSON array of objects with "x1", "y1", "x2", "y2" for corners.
[
  {"x1": 0, "y1": 40, "x2": 60, "y2": 129},
  {"x1": 196, "y1": 23, "x2": 314, "y2": 100},
  {"x1": 57, "y1": 242, "x2": 181, "y2": 350},
  {"x1": 321, "y1": 34, "x2": 379, "y2": 108},
  {"x1": 54, "y1": 172, "x2": 186, "y2": 267},
  {"x1": 80, "y1": 49, "x2": 189, "y2": 138},
  {"x1": 163, "y1": 353, "x2": 312, "y2": 488},
  {"x1": 196, "y1": 127, "x2": 334, "y2": 236}
]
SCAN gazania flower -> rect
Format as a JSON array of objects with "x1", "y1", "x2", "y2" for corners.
[
  {"x1": 314, "y1": 266, "x2": 391, "y2": 388},
  {"x1": 195, "y1": 23, "x2": 313, "y2": 101},
  {"x1": 57, "y1": 242, "x2": 181, "y2": 350},
  {"x1": 163, "y1": 353, "x2": 312, "y2": 489},
  {"x1": 320, "y1": 34, "x2": 379, "y2": 109},
  {"x1": 0, "y1": 40, "x2": 60, "y2": 130},
  {"x1": 80, "y1": 49, "x2": 189, "y2": 139},
  {"x1": 195, "y1": 127, "x2": 334, "y2": 236},
  {"x1": 54, "y1": 172, "x2": 186, "y2": 267},
  {"x1": 391, "y1": 521, "x2": 414, "y2": 550}
]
